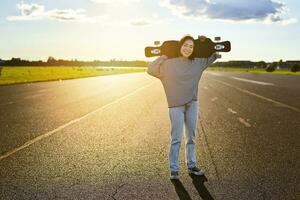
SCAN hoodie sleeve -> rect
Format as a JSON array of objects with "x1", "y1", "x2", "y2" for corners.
[
  {"x1": 206, "y1": 53, "x2": 217, "y2": 67},
  {"x1": 147, "y1": 56, "x2": 166, "y2": 79},
  {"x1": 194, "y1": 53, "x2": 218, "y2": 71}
]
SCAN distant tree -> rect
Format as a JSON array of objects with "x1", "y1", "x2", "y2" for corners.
[
  {"x1": 291, "y1": 64, "x2": 300, "y2": 72},
  {"x1": 266, "y1": 62, "x2": 277, "y2": 72},
  {"x1": 278, "y1": 59, "x2": 283, "y2": 68},
  {"x1": 47, "y1": 56, "x2": 56, "y2": 64},
  {"x1": 272, "y1": 62, "x2": 278, "y2": 67},
  {"x1": 9, "y1": 58, "x2": 22, "y2": 66},
  {"x1": 258, "y1": 61, "x2": 267, "y2": 68}
]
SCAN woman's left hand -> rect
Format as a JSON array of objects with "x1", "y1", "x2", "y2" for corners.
[{"x1": 198, "y1": 35, "x2": 206, "y2": 42}]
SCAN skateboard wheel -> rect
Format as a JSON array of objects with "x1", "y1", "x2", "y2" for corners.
[
  {"x1": 214, "y1": 44, "x2": 225, "y2": 50},
  {"x1": 151, "y1": 49, "x2": 161, "y2": 54}
]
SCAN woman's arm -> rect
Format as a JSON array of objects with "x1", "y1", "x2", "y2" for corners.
[
  {"x1": 206, "y1": 52, "x2": 218, "y2": 66},
  {"x1": 194, "y1": 53, "x2": 218, "y2": 71},
  {"x1": 196, "y1": 35, "x2": 218, "y2": 69},
  {"x1": 147, "y1": 55, "x2": 167, "y2": 79}
]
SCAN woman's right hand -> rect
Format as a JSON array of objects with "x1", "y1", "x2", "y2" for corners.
[
  {"x1": 157, "y1": 55, "x2": 168, "y2": 65},
  {"x1": 161, "y1": 55, "x2": 168, "y2": 60},
  {"x1": 158, "y1": 55, "x2": 168, "y2": 64}
]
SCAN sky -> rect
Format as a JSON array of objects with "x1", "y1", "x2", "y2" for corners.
[{"x1": 0, "y1": 0, "x2": 299, "y2": 62}]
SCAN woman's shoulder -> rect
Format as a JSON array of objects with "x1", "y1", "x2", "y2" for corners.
[
  {"x1": 163, "y1": 57, "x2": 182, "y2": 65},
  {"x1": 192, "y1": 57, "x2": 206, "y2": 64},
  {"x1": 193, "y1": 57, "x2": 206, "y2": 62},
  {"x1": 166, "y1": 57, "x2": 182, "y2": 62}
]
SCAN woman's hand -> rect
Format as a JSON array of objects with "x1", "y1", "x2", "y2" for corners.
[
  {"x1": 158, "y1": 55, "x2": 168, "y2": 64},
  {"x1": 161, "y1": 55, "x2": 168, "y2": 60},
  {"x1": 198, "y1": 35, "x2": 206, "y2": 42}
]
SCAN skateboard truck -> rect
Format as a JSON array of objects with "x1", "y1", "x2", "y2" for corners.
[
  {"x1": 154, "y1": 41, "x2": 160, "y2": 46},
  {"x1": 151, "y1": 41, "x2": 162, "y2": 54},
  {"x1": 214, "y1": 36, "x2": 221, "y2": 41},
  {"x1": 214, "y1": 37, "x2": 222, "y2": 59},
  {"x1": 216, "y1": 54, "x2": 222, "y2": 59}
]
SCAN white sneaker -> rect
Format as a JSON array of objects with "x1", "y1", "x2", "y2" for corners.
[
  {"x1": 188, "y1": 166, "x2": 204, "y2": 176},
  {"x1": 170, "y1": 171, "x2": 180, "y2": 180}
]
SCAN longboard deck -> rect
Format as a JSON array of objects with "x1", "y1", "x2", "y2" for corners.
[{"x1": 145, "y1": 38, "x2": 231, "y2": 58}]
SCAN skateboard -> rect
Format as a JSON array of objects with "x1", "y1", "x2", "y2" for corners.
[{"x1": 145, "y1": 36, "x2": 231, "y2": 58}]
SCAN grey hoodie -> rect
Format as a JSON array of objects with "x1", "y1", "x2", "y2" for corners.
[{"x1": 147, "y1": 54, "x2": 217, "y2": 108}]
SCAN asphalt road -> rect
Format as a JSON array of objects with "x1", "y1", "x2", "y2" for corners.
[{"x1": 0, "y1": 72, "x2": 299, "y2": 200}]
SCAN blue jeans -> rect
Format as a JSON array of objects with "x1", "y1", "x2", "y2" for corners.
[{"x1": 168, "y1": 100, "x2": 198, "y2": 172}]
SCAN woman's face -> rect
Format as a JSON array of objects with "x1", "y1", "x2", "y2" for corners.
[{"x1": 180, "y1": 39, "x2": 194, "y2": 58}]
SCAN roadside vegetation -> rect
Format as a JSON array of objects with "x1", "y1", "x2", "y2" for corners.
[
  {"x1": 209, "y1": 61, "x2": 300, "y2": 75},
  {"x1": 0, "y1": 66, "x2": 146, "y2": 85}
]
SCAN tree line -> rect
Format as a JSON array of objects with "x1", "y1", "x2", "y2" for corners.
[
  {"x1": 0, "y1": 57, "x2": 149, "y2": 67},
  {"x1": 0, "y1": 57, "x2": 299, "y2": 72},
  {"x1": 211, "y1": 60, "x2": 300, "y2": 72}
]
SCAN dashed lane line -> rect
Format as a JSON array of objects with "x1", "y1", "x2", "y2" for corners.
[
  {"x1": 231, "y1": 77, "x2": 274, "y2": 86},
  {"x1": 211, "y1": 97, "x2": 218, "y2": 102},
  {"x1": 238, "y1": 117, "x2": 251, "y2": 127},
  {"x1": 209, "y1": 78, "x2": 300, "y2": 113},
  {"x1": 227, "y1": 108, "x2": 237, "y2": 114}
]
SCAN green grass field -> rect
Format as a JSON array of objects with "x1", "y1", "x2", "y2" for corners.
[
  {"x1": 208, "y1": 67, "x2": 300, "y2": 75},
  {"x1": 0, "y1": 66, "x2": 299, "y2": 86},
  {"x1": 0, "y1": 66, "x2": 147, "y2": 85}
]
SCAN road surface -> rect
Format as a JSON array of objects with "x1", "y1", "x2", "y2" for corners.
[{"x1": 0, "y1": 72, "x2": 299, "y2": 199}]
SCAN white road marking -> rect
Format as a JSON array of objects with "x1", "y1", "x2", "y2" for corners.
[
  {"x1": 210, "y1": 78, "x2": 300, "y2": 113},
  {"x1": 0, "y1": 81, "x2": 156, "y2": 161},
  {"x1": 0, "y1": 101, "x2": 14, "y2": 106},
  {"x1": 227, "y1": 108, "x2": 237, "y2": 114},
  {"x1": 211, "y1": 97, "x2": 218, "y2": 102},
  {"x1": 37, "y1": 89, "x2": 47, "y2": 93},
  {"x1": 231, "y1": 77, "x2": 274, "y2": 86},
  {"x1": 238, "y1": 117, "x2": 251, "y2": 127},
  {"x1": 24, "y1": 94, "x2": 44, "y2": 99},
  {"x1": 207, "y1": 72, "x2": 222, "y2": 76}
]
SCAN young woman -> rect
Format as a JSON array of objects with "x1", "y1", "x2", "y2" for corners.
[{"x1": 147, "y1": 35, "x2": 218, "y2": 180}]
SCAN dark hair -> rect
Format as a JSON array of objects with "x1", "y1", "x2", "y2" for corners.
[{"x1": 178, "y1": 35, "x2": 195, "y2": 60}]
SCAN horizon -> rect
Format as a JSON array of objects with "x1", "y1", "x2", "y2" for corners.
[
  {"x1": 1, "y1": 56, "x2": 299, "y2": 63},
  {"x1": 0, "y1": 0, "x2": 300, "y2": 62}
]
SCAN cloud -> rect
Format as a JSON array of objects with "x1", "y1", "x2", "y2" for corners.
[
  {"x1": 90, "y1": 0, "x2": 140, "y2": 4},
  {"x1": 160, "y1": 0, "x2": 298, "y2": 24},
  {"x1": 7, "y1": 2, "x2": 105, "y2": 23},
  {"x1": 130, "y1": 19, "x2": 152, "y2": 26},
  {"x1": 280, "y1": 18, "x2": 298, "y2": 25},
  {"x1": 6, "y1": 2, "x2": 45, "y2": 20},
  {"x1": 129, "y1": 14, "x2": 171, "y2": 27},
  {"x1": 17, "y1": 2, "x2": 45, "y2": 16}
]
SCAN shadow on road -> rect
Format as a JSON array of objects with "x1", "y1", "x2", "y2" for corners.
[
  {"x1": 171, "y1": 179, "x2": 192, "y2": 200},
  {"x1": 190, "y1": 174, "x2": 214, "y2": 200},
  {"x1": 171, "y1": 175, "x2": 214, "y2": 200}
]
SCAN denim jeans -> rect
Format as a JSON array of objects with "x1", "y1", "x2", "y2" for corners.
[{"x1": 168, "y1": 100, "x2": 198, "y2": 172}]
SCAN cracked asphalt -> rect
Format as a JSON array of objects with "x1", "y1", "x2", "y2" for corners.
[{"x1": 0, "y1": 72, "x2": 299, "y2": 199}]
